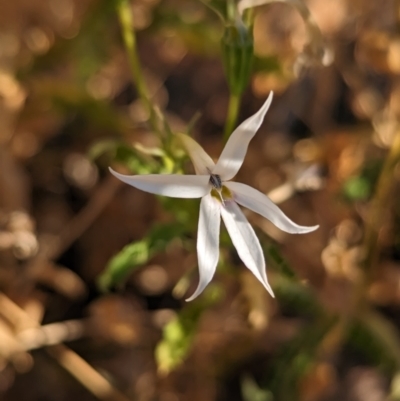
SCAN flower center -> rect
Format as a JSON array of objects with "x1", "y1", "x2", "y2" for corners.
[{"x1": 209, "y1": 174, "x2": 222, "y2": 189}]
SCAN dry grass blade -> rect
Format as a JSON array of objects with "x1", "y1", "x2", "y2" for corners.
[{"x1": 0, "y1": 294, "x2": 131, "y2": 401}]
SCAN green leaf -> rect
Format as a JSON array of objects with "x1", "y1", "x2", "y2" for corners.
[
  {"x1": 33, "y1": 81, "x2": 129, "y2": 134},
  {"x1": 198, "y1": 0, "x2": 228, "y2": 21},
  {"x1": 342, "y1": 159, "x2": 383, "y2": 202},
  {"x1": 221, "y1": 22, "x2": 254, "y2": 95},
  {"x1": 273, "y1": 274, "x2": 322, "y2": 318},
  {"x1": 98, "y1": 223, "x2": 186, "y2": 291},
  {"x1": 241, "y1": 376, "x2": 273, "y2": 401},
  {"x1": 348, "y1": 308, "x2": 400, "y2": 373},
  {"x1": 156, "y1": 318, "x2": 193, "y2": 374},
  {"x1": 88, "y1": 139, "x2": 120, "y2": 161},
  {"x1": 21, "y1": 0, "x2": 117, "y2": 80},
  {"x1": 98, "y1": 240, "x2": 149, "y2": 292},
  {"x1": 253, "y1": 55, "x2": 282, "y2": 74},
  {"x1": 343, "y1": 176, "x2": 371, "y2": 201},
  {"x1": 265, "y1": 243, "x2": 296, "y2": 279},
  {"x1": 155, "y1": 284, "x2": 222, "y2": 374},
  {"x1": 266, "y1": 316, "x2": 337, "y2": 401},
  {"x1": 89, "y1": 140, "x2": 157, "y2": 174},
  {"x1": 161, "y1": 197, "x2": 200, "y2": 229},
  {"x1": 389, "y1": 372, "x2": 400, "y2": 400}
]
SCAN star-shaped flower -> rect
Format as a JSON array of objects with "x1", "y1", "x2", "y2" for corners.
[{"x1": 110, "y1": 92, "x2": 319, "y2": 301}]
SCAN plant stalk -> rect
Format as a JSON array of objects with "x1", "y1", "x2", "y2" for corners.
[
  {"x1": 363, "y1": 129, "x2": 400, "y2": 277},
  {"x1": 223, "y1": 92, "x2": 241, "y2": 142},
  {"x1": 116, "y1": 0, "x2": 159, "y2": 134}
]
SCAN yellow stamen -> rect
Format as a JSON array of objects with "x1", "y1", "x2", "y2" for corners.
[{"x1": 210, "y1": 186, "x2": 232, "y2": 205}]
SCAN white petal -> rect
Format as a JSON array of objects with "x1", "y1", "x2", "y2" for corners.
[
  {"x1": 225, "y1": 182, "x2": 319, "y2": 234},
  {"x1": 221, "y1": 201, "x2": 274, "y2": 297},
  {"x1": 213, "y1": 92, "x2": 273, "y2": 181},
  {"x1": 109, "y1": 168, "x2": 210, "y2": 198},
  {"x1": 177, "y1": 133, "x2": 215, "y2": 175},
  {"x1": 186, "y1": 194, "x2": 221, "y2": 301}
]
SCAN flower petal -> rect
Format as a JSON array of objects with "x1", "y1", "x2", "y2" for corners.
[
  {"x1": 177, "y1": 133, "x2": 215, "y2": 175},
  {"x1": 109, "y1": 168, "x2": 210, "y2": 198},
  {"x1": 221, "y1": 201, "x2": 274, "y2": 297},
  {"x1": 186, "y1": 194, "x2": 221, "y2": 301},
  {"x1": 213, "y1": 92, "x2": 273, "y2": 181},
  {"x1": 225, "y1": 181, "x2": 319, "y2": 234}
]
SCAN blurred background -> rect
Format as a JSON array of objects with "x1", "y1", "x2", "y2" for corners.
[{"x1": 1, "y1": 0, "x2": 400, "y2": 400}]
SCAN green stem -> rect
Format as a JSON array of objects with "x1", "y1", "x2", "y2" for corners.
[
  {"x1": 350, "y1": 128, "x2": 400, "y2": 312},
  {"x1": 223, "y1": 92, "x2": 241, "y2": 142},
  {"x1": 227, "y1": 0, "x2": 236, "y2": 21},
  {"x1": 363, "y1": 129, "x2": 400, "y2": 276},
  {"x1": 317, "y1": 129, "x2": 400, "y2": 382},
  {"x1": 116, "y1": 0, "x2": 159, "y2": 135}
]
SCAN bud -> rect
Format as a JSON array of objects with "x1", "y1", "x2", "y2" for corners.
[{"x1": 221, "y1": 20, "x2": 254, "y2": 95}]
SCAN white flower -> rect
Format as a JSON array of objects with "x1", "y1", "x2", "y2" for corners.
[{"x1": 110, "y1": 92, "x2": 319, "y2": 301}]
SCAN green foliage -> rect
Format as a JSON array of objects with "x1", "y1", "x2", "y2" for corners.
[
  {"x1": 89, "y1": 140, "x2": 158, "y2": 174},
  {"x1": 98, "y1": 223, "x2": 186, "y2": 291},
  {"x1": 198, "y1": 0, "x2": 229, "y2": 21},
  {"x1": 348, "y1": 308, "x2": 400, "y2": 373},
  {"x1": 47, "y1": 85, "x2": 129, "y2": 134},
  {"x1": 221, "y1": 22, "x2": 254, "y2": 95},
  {"x1": 156, "y1": 316, "x2": 195, "y2": 374},
  {"x1": 161, "y1": 197, "x2": 201, "y2": 230},
  {"x1": 241, "y1": 376, "x2": 273, "y2": 401},
  {"x1": 266, "y1": 316, "x2": 337, "y2": 401},
  {"x1": 252, "y1": 55, "x2": 282, "y2": 74},
  {"x1": 149, "y1": 4, "x2": 221, "y2": 56},
  {"x1": 273, "y1": 274, "x2": 323, "y2": 318},
  {"x1": 155, "y1": 285, "x2": 223, "y2": 373},
  {"x1": 389, "y1": 372, "x2": 400, "y2": 400},
  {"x1": 89, "y1": 139, "x2": 122, "y2": 162},
  {"x1": 265, "y1": 243, "x2": 296, "y2": 279},
  {"x1": 343, "y1": 176, "x2": 371, "y2": 201},
  {"x1": 342, "y1": 159, "x2": 383, "y2": 201},
  {"x1": 21, "y1": 0, "x2": 116, "y2": 81}
]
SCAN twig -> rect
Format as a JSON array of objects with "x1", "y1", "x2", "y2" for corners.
[
  {"x1": 11, "y1": 175, "x2": 122, "y2": 295},
  {"x1": 17, "y1": 319, "x2": 89, "y2": 351},
  {"x1": 46, "y1": 344, "x2": 130, "y2": 401},
  {"x1": 47, "y1": 175, "x2": 123, "y2": 262},
  {"x1": 0, "y1": 293, "x2": 131, "y2": 401}
]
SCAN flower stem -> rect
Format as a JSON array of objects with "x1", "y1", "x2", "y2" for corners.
[
  {"x1": 116, "y1": 0, "x2": 159, "y2": 135},
  {"x1": 223, "y1": 92, "x2": 241, "y2": 142},
  {"x1": 227, "y1": 0, "x2": 236, "y2": 21},
  {"x1": 347, "y1": 127, "x2": 400, "y2": 315},
  {"x1": 363, "y1": 129, "x2": 400, "y2": 276}
]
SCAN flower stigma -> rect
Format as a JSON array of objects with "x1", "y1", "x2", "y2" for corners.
[
  {"x1": 209, "y1": 174, "x2": 222, "y2": 189},
  {"x1": 209, "y1": 173, "x2": 225, "y2": 205},
  {"x1": 210, "y1": 177, "x2": 233, "y2": 206}
]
